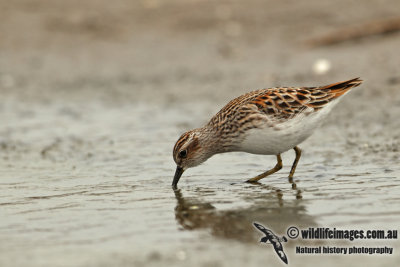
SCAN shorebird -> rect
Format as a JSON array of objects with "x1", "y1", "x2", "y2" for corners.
[{"x1": 172, "y1": 78, "x2": 362, "y2": 188}]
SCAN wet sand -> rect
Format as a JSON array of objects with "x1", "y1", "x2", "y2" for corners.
[{"x1": 1, "y1": 0, "x2": 400, "y2": 266}]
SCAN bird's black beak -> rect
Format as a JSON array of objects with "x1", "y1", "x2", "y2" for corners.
[{"x1": 172, "y1": 166, "x2": 184, "y2": 189}]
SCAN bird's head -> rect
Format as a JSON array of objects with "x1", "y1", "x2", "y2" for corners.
[{"x1": 172, "y1": 129, "x2": 213, "y2": 188}]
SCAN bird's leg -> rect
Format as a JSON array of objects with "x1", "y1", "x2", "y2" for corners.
[
  {"x1": 288, "y1": 146, "x2": 301, "y2": 179},
  {"x1": 247, "y1": 154, "x2": 282, "y2": 183}
]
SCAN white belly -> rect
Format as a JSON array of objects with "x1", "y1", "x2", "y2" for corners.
[
  {"x1": 237, "y1": 125, "x2": 310, "y2": 155},
  {"x1": 236, "y1": 103, "x2": 337, "y2": 155}
]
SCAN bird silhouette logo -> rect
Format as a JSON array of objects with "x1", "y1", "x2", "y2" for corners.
[{"x1": 253, "y1": 222, "x2": 288, "y2": 264}]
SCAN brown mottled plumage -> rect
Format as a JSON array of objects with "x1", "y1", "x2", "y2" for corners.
[{"x1": 172, "y1": 78, "x2": 362, "y2": 188}]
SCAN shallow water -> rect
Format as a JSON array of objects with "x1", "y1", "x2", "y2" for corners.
[{"x1": 1, "y1": 101, "x2": 399, "y2": 266}]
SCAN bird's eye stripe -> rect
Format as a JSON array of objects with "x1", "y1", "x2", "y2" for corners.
[{"x1": 174, "y1": 134, "x2": 190, "y2": 153}]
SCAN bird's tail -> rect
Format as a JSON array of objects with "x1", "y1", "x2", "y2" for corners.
[{"x1": 318, "y1": 77, "x2": 363, "y2": 97}]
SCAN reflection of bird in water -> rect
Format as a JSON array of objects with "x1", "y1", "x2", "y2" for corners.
[
  {"x1": 173, "y1": 186, "x2": 312, "y2": 245},
  {"x1": 253, "y1": 222, "x2": 288, "y2": 264},
  {"x1": 173, "y1": 189, "x2": 216, "y2": 230}
]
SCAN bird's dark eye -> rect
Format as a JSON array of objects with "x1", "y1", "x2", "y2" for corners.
[{"x1": 179, "y1": 150, "x2": 187, "y2": 158}]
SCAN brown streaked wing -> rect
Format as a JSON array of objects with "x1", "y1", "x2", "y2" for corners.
[
  {"x1": 249, "y1": 88, "x2": 309, "y2": 120},
  {"x1": 249, "y1": 77, "x2": 362, "y2": 118},
  {"x1": 208, "y1": 78, "x2": 362, "y2": 127}
]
